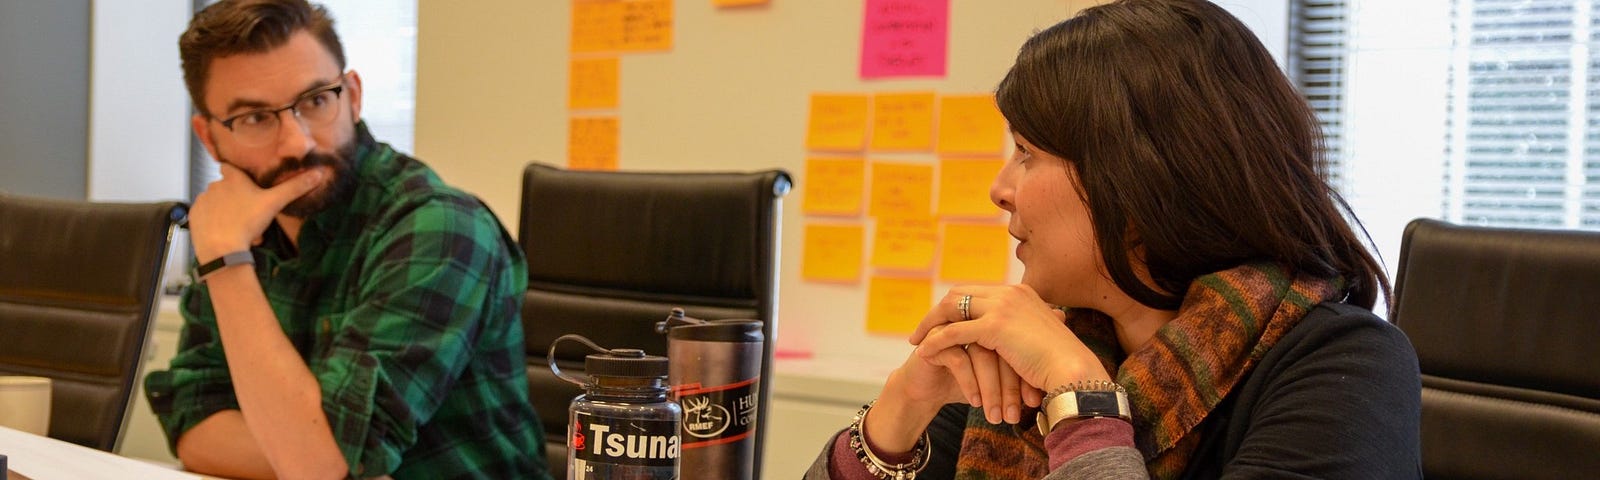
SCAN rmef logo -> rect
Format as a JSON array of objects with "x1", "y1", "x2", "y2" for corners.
[{"x1": 674, "y1": 377, "x2": 759, "y2": 448}]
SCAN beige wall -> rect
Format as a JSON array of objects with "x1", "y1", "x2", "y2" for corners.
[
  {"x1": 415, "y1": 1, "x2": 567, "y2": 223},
  {"x1": 413, "y1": 0, "x2": 1117, "y2": 224}
]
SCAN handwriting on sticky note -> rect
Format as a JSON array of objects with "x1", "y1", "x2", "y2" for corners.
[
  {"x1": 939, "y1": 222, "x2": 1010, "y2": 283},
  {"x1": 714, "y1": 0, "x2": 767, "y2": 6},
  {"x1": 859, "y1": 0, "x2": 949, "y2": 78},
  {"x1": 937, "y1": 158, "x2": 1004, "y2": 218},
  {"x1": 872, "y1": 216, "x2": 937, "y2": 270},
  {"x1": 937, "y1": 95, "x2": 1005, "y2": 154},
  {"x1": 569, "y1": 116, "x2": 619, "y2": 170},
  {"x1": 806, "y1": 94, "x2": 871, "y2": 151},
  {"x1": 569, "y1": 57, "x2": 620, "y2": 110},
  {"x1": 803, "y1": 223, "x2": 864, "y2": 282},
  {"x1": 867, "y1": 275, "x2": 933, "y2": 334},
  {"x1": 803, "y1": 157, "x2": 867, "y2": 215},
  {"x1": 572, "y1": 0, "x2": 674, "y2": 54},
  {"x1": 871, "y1": 92, "x2": 936, "y2": 151},
  {"x1": 870, "y1": 161, "x2": 933, "y2": 217}
]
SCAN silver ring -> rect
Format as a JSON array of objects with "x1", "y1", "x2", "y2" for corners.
[{"x1": 958, "y1": 294, "x2": 972, "y2": 321}]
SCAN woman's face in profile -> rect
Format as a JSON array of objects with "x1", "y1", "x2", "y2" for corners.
[{"x1": 992, "y1": 133, "x2": 1108, "y2": 308}]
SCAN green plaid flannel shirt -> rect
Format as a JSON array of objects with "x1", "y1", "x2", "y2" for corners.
[{"x1": 145, "y1": 126, "x2": 550, "y2": 479}]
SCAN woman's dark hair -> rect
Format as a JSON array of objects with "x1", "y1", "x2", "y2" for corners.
[
  {"x1": 995, "y1": 0, "x2": 1389, "y2": 310},
  {"x1": 180, "y1": 0, "x2": 345, "y2": 117}
]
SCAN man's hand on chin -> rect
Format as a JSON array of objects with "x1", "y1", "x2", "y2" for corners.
[{"x1": 189, "y1": 162, "x2": 323, "y2": 261}]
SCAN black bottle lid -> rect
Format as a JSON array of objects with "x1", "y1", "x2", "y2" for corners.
[
  {"x1": 667, "y1": 319, "x2": 763, "y2": 342},
  {"x1": 658, "y1": 308, "x2": 763, "y2": 342},
  {"x1": 585, "y1": 348, "x2": 669, "y2": 378}
]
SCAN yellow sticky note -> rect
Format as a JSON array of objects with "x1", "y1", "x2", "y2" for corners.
[
  {"x1": 803, "y1": 157, "x2": 866, "y2": 216},
  {"x1": 939, "y1": 223, "x2": 1011, "y2": 283},
  {"x1": 937, "y1": 95, "x2": 1006, "y2": 155},
  {"x1": 870, "y1": 92, "x2": 936, "y2": 151},
  {"x1": 867, "y1": 275, "x2": 933, "y2": 335},
  {"x1": 806, "y1": 94, "x2": 870, "y2": 151},
  {"x1": 937, "y1": 158, "x2": 1004, "y2": 218},
  {"x1": 569, "y1": 116, "x2": 619, "y2": 170},
  {"x1": 802, "y1": 223, "x2": 864, "y2": 282},
  {"x1": 872, "y1": 216, "x2": 937, "y2": 271},
  {"x1": 569, "y1": 57, "x2": 619, "y2": 110},
  {"x1": 572, "y1": 0, "x2": 674, "y2": 54},
  {"x1": 869, "y1": 161, "x2": 933, "y2": 217}
]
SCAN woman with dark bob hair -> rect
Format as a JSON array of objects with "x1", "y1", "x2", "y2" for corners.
[{"x1": 806, "y1": 0, "x2": 1421, "y2": 478}]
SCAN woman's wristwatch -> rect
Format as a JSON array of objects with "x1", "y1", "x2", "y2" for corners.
[{"x1": 1036, "y1": 380, "x2": 1131, "y2": 436}]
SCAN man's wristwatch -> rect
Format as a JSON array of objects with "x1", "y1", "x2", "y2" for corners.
[
  {"x1": 196, "y1": 250, "x2": 254, "y2": 282},
  {"x1": 1036, "y1": 380, "x2": 1131, "y2": 436}
]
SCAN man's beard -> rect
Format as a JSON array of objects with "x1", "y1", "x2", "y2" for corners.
[{"x1": 240, "y1": 140, "x2": 359, "y2": 218}]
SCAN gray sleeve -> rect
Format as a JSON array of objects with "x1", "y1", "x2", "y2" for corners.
[
  {"x1": 805, "y1": 404, "x2": 969, "y2": 480},
  {"x1": 1043, "y1": 447, "x2": 1148, "y2": 480},
  {"x1": 803, "y1": 430, "x2": 846, "y2": 480}
]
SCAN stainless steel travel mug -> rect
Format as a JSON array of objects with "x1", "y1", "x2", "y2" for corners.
[{"x1": 660, "y1": 309, "x2": 763, "y2": 480}]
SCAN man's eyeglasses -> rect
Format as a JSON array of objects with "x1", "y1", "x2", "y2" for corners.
[{"x1": 212, "y1": 80, "x2": 345, "y2": 147}]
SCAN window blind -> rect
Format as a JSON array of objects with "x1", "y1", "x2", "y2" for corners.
[
  {"x1": 1446, "y1": 0, "x2": 1599, "y2": 228},
  {"x1": 1290, "y1": 0, "x2": 1350, "y2": 189}
]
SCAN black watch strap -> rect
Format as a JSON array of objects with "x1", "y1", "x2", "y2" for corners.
[{"x1": 196, "y1": 250, "x2": 254, "y2": 281}]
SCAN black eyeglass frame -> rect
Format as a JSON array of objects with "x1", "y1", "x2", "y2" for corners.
[{"x1": 212, "y1": 81, "x2": 346, "y2": 132}]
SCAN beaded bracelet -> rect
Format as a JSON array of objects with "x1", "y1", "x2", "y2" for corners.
[
  {"x1": 1039, "y1": 379, "x2": 1126, "y2": 404},
  {"x1": 847, "y1": 400, "x2": 931, "y2": 480}
]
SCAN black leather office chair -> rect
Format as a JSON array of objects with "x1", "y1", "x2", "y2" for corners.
[
  {"x1": 1391, "y1": 218, "x2": 1600, "y2": 479},
  {"x1": 518, "y1": 163, "x2": 790, "y2": 478},
  {"x1": 0, "y1": 193, "x2": 186, "y2": 451}
]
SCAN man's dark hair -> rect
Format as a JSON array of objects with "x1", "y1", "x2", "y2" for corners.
[
  {"x1": 180, "y1": 0, "x2": 345, "y2": 117},
  {"x1": 995, "y1": 0, "x2": 1390, "y2": 310}
]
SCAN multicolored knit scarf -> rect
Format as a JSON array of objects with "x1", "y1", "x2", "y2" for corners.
[{"x1": 951, "y1": 262, "x2": 1344, "y2": 479}]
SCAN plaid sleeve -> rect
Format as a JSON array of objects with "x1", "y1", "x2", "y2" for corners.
[
  {"x1": 143, "y1": 279, "x2": 241, "y2": 455},
  {"x1": 313, "y1": 195, "x2": 514, "y2": 477}
]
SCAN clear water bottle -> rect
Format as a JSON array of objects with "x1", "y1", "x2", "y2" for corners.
[{"x1": 550, "y1": 334, "x2": 681, "y2": 480}]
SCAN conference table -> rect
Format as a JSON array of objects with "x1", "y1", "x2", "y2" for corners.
[{"x1": 0, "y1": 425, "x2": 224, "y2": 480}]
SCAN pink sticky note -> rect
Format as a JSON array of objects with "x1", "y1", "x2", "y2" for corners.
[{"x1": 859, "y1": 0, "x2": 949, "y2": 79}]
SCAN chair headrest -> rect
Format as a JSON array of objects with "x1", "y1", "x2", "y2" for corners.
[
  {"x1": 1393, "y1": 218, "x2": 1600, "y2": 400},
  {"x1": 517, "y1": 163, "x2": 790, "y2": 301}
]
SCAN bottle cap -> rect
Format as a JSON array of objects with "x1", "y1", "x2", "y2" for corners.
[{"x1": 585, "y1": 348, "x2": 669, "y2": 378}]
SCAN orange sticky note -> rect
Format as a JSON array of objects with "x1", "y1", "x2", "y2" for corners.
[
  {"x1": 806, "y1": 94, "x2": 870, "y2": 151},
  {"x1": 870, "y1": 92, "x2": 936, "y2": 151},
  {"x1": 867, "y1": 275, "x2": 933, "y2": 335},
  {"x1": 569, "y1": 57, "x2": 619, "y2": 110},
  {"x1": 802, "y1": 223, "x2": 864, "y2": 282},
  {"x1": 937, "y1": 158, "x2": 1004, "y2": 218},
  {"x1": 571, "y1": 1, "x2": 624, "y2": 53},
  {"x1": 569, "y1": 116, "x2": 619, "y2": 170},
  {"x1": 803, "y1": 157, "x2": 866, "y2": 216},
  {"x1": 869, "y1": 161, "x2": 934, "y2": 217},
  {"x1": 572, "y1": 0, "x2": 674, "y2": 54},
  {"x1": 939, "y1": 223, "x2": 1011, "y2": 283},
  {"x1": 937, "y1": 95, "x2": 1006, "y2": 155},
  {"x1": 872, "y1": 216, "x2": 938, "y2": 271}
]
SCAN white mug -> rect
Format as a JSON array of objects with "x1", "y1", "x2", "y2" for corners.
[{"x1": 0, "y1": 376, "x2": 52, "y2": 435}]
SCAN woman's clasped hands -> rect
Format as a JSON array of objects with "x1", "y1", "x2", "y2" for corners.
[{"x1": 905, "y1": 285, "x2": 1112, "y2": 425}]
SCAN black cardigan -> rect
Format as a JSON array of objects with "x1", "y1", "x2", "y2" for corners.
[{"x1": 898, "y1": 302, "x2": 1422, "y2": 479}]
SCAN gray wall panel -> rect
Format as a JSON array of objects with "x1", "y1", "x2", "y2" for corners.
[{"x1": 0, "y1": 0, "x2": 90, "y2": 199}]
